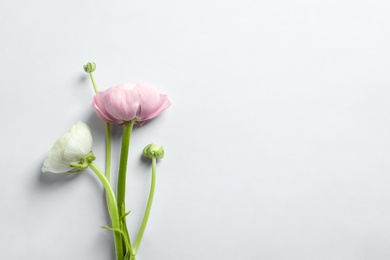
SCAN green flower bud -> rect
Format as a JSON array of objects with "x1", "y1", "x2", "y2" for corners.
[
  {"x1": 83, "y1": 62, "x2": 96, "y2": 73},
  {"x1": 143, "y1": 144, "x2": 164, "y2": 159}
]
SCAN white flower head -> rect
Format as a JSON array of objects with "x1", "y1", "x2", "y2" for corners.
[{"x1": 42, "y1": 121, "x2": 94, "y2": 173}]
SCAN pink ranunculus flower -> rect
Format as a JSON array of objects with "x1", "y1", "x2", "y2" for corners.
[{"x1": 92, "y1": 82, "x2": 171, "y2": 126}]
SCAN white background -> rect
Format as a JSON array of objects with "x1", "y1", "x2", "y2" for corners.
[{"x1": 1, "y1": 0, "x2": 390, "y2": 259}]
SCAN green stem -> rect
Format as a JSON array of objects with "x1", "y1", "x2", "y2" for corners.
[
  {"x1": 117, "y1": 120, "x2": 135, "y2": 252},
  {"x1": 105, "y1": 123, "x2": 112, "y2": 180},
  {"x1": 133, "y1": 157, "x2": 157, "y2": 253},
  {"x1": 89, "y1": 72, "x2": 98, "y2": 94},
  {"x1": 87, "y1": 73, "x2": 112, "y2": 200},
  {"x1": 117, "y1": 120, "x2": 134, "y2": 210},
  {"x1": 89, "y1": 163, "x2": 125, "y2": 260}
]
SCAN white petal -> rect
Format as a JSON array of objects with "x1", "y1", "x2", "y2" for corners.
[
  {"x1": 41, "y1": 140, "x2": 73, "y2": 173},
  {"x1": 42, "y1": 121, "x2": 93, "y2": 173},
  {"x1": 63, "y1": 121, "x2": 93, "y2": 161}
]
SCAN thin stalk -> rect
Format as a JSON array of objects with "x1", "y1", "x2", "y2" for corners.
[
  {"x1": 89, "y1": 163, "x2": 125, "y2": 260},
  {"x1": 105, "y1": 123, "x2": 112, "y2": 179},
  {"x1": 133, "y1": 157, "x2": 157, "y2": 253},
  {"x1": 89, "y1": 72, "x2": 99, "y2": 94},
  {"x1": 86, "y1": 72, "x2": 112, "y2": 180},
  {"x1": 87, "y1": 72, "x2": 113, "y2": 222}
]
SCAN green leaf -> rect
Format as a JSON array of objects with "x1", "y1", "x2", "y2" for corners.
[
  {"x1": 101, "y1": 226, "x2": 123, "y2": 234},
  {"x1": 121, "y1": 211, "x2": 131, "y2": 219}
]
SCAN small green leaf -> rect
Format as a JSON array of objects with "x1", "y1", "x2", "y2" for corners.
[
  {"x1": 121, "y1": 211, "x2": 131, "y2": 219},
  {"x1": 101, "y1": 226, "x2": 123, "y2": 234}
]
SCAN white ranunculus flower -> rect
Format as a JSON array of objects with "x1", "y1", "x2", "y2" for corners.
[{"x1": 42, "y1": 121, "x2": 94, "y2": 173}]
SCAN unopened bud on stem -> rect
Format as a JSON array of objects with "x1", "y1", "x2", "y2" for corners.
[
  {"x1": 143, "y1": 144, "x2": 164, "y2": 159},
  {"x1": 83, "y1": 62, "x2": 96, "y2": 73}
]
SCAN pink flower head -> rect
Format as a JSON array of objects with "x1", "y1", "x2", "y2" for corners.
[{"x1": 92, "y1": 82, "x2": 171, "y2": 126}]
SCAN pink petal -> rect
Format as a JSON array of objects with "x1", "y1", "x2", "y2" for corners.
[
  {"x1": 140, "y1": 93, "x2": 171, "y2": 121},
  {"x1": 104, "y1": 83, "x2": 139, "y2": 122},
  {"x1": 92, "y1": 82, "x2": 171, "y2": 126},
  {"x1": 92, "y1": 95, "x2": 117, "y2": 123},
  {"x1": 134, "y1": 83, "x2": 161, "y2": 119}
]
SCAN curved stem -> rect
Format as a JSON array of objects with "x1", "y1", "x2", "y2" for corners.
[
  {"x1": 134, "y1": 157, "x2": 157, "y2": 253},
  {"x1": 89, "y1": 163, "x2": 125, "y2": 260}
]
